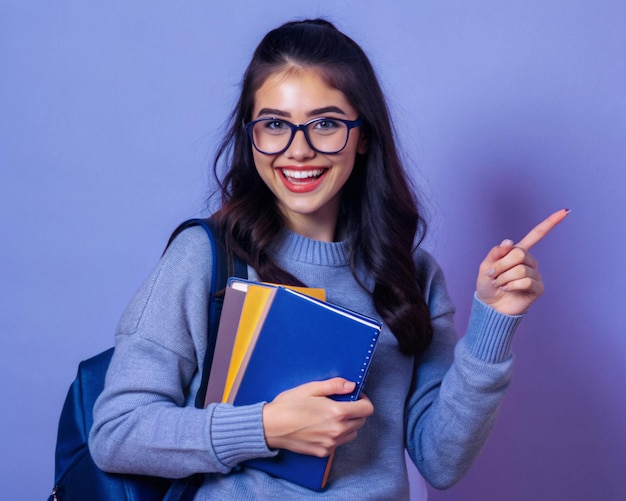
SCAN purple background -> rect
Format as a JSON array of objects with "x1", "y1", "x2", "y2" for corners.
[{"x1": 1, "y1": 2, "x2": 624, "y2": 500}]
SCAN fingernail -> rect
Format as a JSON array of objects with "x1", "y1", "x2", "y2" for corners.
[
  {"x1": 487, "y1": 268, "x2": 495, "y2": 277},
  {"x1": 500, "y1": 239, "x2": 514, "y2": 247},
  {"x1": 344, "y1": 381, "x2": 356, "y2": 391}
]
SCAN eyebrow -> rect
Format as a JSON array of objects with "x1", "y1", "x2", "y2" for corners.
[{"x1": 255, "y1": 106, "x2": 348, "y2": 119}]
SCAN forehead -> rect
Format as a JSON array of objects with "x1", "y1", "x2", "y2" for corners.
[{"x1": 252, "y1": 67, "x2": 357, "y2": 118}]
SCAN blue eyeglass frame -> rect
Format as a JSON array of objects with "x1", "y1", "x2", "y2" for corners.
[{"x1": 245, "y1": 117, "x2": 363, "y2": 155}]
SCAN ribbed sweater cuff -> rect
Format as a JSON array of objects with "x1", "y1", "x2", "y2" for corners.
[
  {"x1": 210, "y1": 402, "x2": 276, "y2": 468},
  {"x1": 464, "y1": 293, "x2": 524, "y2": 363}
]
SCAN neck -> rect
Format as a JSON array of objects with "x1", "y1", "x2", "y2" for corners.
[{"x1": 280, "y1": 206, "x2": 341, "y2": 242}]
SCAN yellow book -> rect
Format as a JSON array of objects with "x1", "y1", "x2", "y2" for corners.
[{"x1": 222, "y1": 284, "x2": 274, "y2": 402}]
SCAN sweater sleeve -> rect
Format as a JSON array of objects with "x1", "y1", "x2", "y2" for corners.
[
  {"x1": 405, "y1": 251, "x2": 523, "y2": 489},
  {"x1": 88, "y1": 227, "x2": 276, "y2": 478}
]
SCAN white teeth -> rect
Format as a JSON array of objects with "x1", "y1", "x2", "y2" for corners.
[{"x1": 281, "y1": 168, "x2": 324, "y2": 179}]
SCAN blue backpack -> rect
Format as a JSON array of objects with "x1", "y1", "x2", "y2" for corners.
[{"x1": 49, "y1": 219, "x2": 247, "y2": 501}]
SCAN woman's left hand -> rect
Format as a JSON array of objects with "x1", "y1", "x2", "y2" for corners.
[{"x1": 476, "y1": 209, "x2": 569, "y2": 316}]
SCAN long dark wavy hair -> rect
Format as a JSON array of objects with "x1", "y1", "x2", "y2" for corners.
[{"x1": 212, "y1": 19, "x2": 433, "y2": 355}]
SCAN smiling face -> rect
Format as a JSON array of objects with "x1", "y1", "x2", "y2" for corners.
[{"x1": 251, "y1": 67, "x2": 366, "y2": 241}]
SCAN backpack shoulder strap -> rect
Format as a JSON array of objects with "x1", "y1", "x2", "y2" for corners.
[{"x1": 166, "y1": 218, "x2": 248, "y2": 408}]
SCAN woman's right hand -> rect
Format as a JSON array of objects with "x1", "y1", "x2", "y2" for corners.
[{"x1": 262, "y1": 378, "x2": 374, "y2": 457}]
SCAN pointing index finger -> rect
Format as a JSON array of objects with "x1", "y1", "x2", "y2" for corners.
[{"x1": 516, "y1": 208, "x2": 570, "y2": 250}]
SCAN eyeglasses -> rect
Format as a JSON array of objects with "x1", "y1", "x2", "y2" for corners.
[{"x1": 245, "y1": 117, "x2": 363, "y2": 155}]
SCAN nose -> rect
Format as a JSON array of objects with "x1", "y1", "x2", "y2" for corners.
[{"x1": 284, "y1": 129, "x2": 315, "y2": 160}]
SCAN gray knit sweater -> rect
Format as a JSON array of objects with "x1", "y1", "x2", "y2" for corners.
[{"x1": 89, "y1": 226, "x2": 522, "y2": 500}]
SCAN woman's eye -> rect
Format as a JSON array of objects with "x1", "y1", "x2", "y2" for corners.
[
  {"x1": 312, "y1": 119, "x2": 340, "y2": 133},
  {"x1": 265, "y1": 120, "x2": 288, "y2": 131}
]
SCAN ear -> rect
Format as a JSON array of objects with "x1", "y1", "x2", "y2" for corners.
[{"x1": 357, "y1": 132, "x2": 368, "y2": 155}]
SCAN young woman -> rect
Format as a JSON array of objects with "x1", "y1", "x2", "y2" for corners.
[{"x1": 89, "y1": 19, "x2": 567, "y2": 499}]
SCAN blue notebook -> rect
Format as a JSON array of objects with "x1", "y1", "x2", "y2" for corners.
[{"x1": 230, "y1": 285, "x2": 382, "y2": 490}]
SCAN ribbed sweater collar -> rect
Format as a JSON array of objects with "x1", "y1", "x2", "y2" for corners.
[{"x1": 272, "y1": 229, "x2": 350, "y2": 267}]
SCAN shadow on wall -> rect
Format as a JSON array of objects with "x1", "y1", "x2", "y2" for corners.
[{"x1": 426, "y1": 110, "x2": 621, "y2": 499}]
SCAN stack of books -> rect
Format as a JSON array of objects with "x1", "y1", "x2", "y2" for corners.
[{"x1": 203, "y1": 278, "x2": 382, "y2": 490}]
